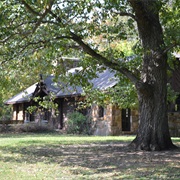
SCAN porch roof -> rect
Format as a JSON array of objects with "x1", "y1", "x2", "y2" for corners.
[{"x1": 5, "y1": 83, "x2": 37, "y2": 104}]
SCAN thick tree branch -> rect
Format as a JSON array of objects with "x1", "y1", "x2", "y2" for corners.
[
  {"x1": 49, "y1": 11, "x2": 63, "y2": 25},
  {"x1": 19, "y1": 40, "x2": 47, "y2": 53},
  {"x1": 162, "y1": 43, "x2": 178, "y2": 55},
  {"x1": 54, "y1": 35, "x2": 72, "y2": 40},
  {"x1": 32, "y1": 1, "x2": 54, "y2": 33},
  {"x1": 21, "y1": 0, "x2": 54, "y2": 33},
  {"x1": 0, "y1": 35, "x2": 14, "y2": 43},
  {"x1": 17, "y1": 3, "x2": 139, "y2": 84},
  {"x1": 114, "y1": 11, "x2": 137, "y2": 21},
  {"x1": 151, "y1": 43, "x2": 178, "y2": 60},
  {"x1": 70, "y1": 32, "x2": 139, "y2": 84},
  {"x1": 21, "y1": 0, "x2": 40, "y2": 16}
]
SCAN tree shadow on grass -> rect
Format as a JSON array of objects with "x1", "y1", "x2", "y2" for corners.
[{"x1": 0, "y1": 142, "x2": 179, "y2": 177}]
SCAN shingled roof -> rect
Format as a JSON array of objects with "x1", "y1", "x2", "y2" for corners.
[{"x1": 5, "y1": 67, "x2": 118, "y2": 105}]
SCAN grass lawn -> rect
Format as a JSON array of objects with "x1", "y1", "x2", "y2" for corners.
[{"x1": 0, "y1": 133, "x2": 179, "y2": 180}]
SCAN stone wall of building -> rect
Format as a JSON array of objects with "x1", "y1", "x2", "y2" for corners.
[
  {"x1": 111, "y1": 105, "x2": 122, "y2": 135},
  {"x1": 91, "y1": 104, "x2": 139, "y2": 136},
  {"x1": 130, "y1": 110, "x2": 139, "y2": 133},
  {"x1": 91, "y1": 104, "x2": 112, "y2": 136}
]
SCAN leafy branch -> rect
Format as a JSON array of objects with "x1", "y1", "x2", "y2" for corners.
[
  {"x1": 46, "y1": 8, "x2": 139, "y2": 83},
  {"x1": 21, "y1": 0, "x2": 54, "y2": 34},
  {"x1": 70, "y1": 32, "x2": 139, "y2": 83},
  {"x1": 113, "y1": 11, "x2": 137, "y2": 21}
]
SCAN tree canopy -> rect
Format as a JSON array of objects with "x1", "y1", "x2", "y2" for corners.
[{"x1": 0, "y1": 1, "x2": 179, "y2": 96}]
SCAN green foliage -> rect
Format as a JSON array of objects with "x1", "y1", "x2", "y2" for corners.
[
  {"x1": 0, "y1": 104, "x2": 11, "y2": 121},
  {"x1": 167, "y1": 83, "x2": 178, "y2": 103},
  {"x1": 160, "y1": 0, "x2": 180, "y2": 48},
  {"x1": 66, "y1": 112, "x2": 91, "y2": 135},
  {"x1": 0, "y1": 0, "x2": 180, "y2": 114},
  {"x1": 27, "y1": 94, "x2": 58, "y2": 115},
  {"x1": 80, "y1": 78, "x2": 138, "y2": 109}
]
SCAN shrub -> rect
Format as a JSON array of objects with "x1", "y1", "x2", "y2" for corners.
[
  {"x1": 14, "y1": 124, "x2": 54, "y2": 133},
  {"x1": 66, "y1": 111, "x2": 91, "y2": 135},
  {"x1": 0, "y1": 124, "x2": 55, "y2": 133}
]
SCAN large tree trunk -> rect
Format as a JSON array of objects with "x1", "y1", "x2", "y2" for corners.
[
  {"x1": 130, "y1": 75, "x2": 176, "y2": 151},
  {"x1": 129, "y1": 0, "x2": 177, "y2": 150}
]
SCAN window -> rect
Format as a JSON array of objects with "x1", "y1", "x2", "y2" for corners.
[{"x1": 98, "y1": 106, "x2": 104, "y2": 118}]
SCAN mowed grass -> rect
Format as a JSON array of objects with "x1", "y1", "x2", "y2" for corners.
[{"x1": 0, "y1": 133, "x2": 179, "y2": 180}]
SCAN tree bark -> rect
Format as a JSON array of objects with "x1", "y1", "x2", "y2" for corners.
[
  {"x1": 130, "y1": 80, "x2": 176, "y2": 151},
  {"x1": 128, "y1": 0, "x2": 177, "y2": 150}
]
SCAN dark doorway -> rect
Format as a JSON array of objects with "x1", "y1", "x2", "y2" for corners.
[
  {"x1": 58, "y1": 98, "x2": 64, "y2": 129},
  {"x1": 122, "y1": 108, "x2": 131, "y2": 131}
]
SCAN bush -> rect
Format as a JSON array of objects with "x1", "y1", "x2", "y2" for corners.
[
  {"x1": 14, "y1": 124, "x2": 54, "y2": 133},
  {"x1": 66, "y1": 111, "x2": 91, "y2": 135},
  {"x1": 0, "y1": 123, "x2": 55, "y2": 133}
]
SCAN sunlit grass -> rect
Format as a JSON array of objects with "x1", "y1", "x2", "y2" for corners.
[
  {"x1": 0, "y1": 133, "x2": 135, "y2": 146},
  {"x1": 0, "y1": 133, "x2": 179, "y2": 180}
]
